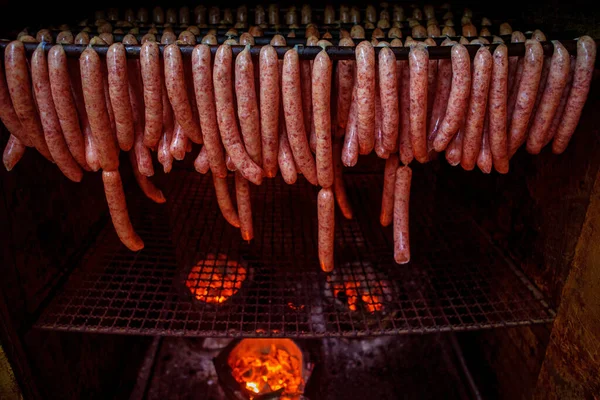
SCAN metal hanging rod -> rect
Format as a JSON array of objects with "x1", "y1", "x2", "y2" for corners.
[{"x1": 0, "y1": 40, "x2": 589, "y2": 60}]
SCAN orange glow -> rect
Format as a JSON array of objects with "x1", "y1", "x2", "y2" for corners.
[
  {"x1": 229, "y1": 343, "x2": 303, "y2": 396},
  {"x1": 186, "y1": 254, "x2": 246, "y2": 304},
  {"x1": 328, "y1": 271, "x2": 391, "y2": 313}
]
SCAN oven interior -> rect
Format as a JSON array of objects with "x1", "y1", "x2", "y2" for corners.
[{"x1": 0, "y1": 1, "x2": 599, "y2": 399}]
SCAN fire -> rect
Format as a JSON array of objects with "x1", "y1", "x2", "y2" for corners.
[
  {"x1": 328, "y1": 265, "x2": 393, "y2": 313},
  {"x1": 185, "y1": 254, "x2": 246, "y2": 304},
  {"x1": 229, "y1": 342, "x2": 304, "y2": 397}
]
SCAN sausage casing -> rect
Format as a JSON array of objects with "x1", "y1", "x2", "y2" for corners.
[
  {"x1": 488, "y1": 44, "x2": 510, "y2": 174},
  {"x1": 409, "y1": 44, "x2": 429, "y2": 163},
  {"x1": 312, "y1": 50, "x2": 334, "y2": 188},
  {"x1": 394, "y1": 166, "x2": 412, "y2": 264},
  {"x1": 318, "y1": 187, "x2": 335, "y2": 272},
  {"x1": 235, "y1": 172, "x2": 254, "y2": 241},
  {"x1": 380, "y1": 154, "x2": 399, "y2": 226},
  {"x1": 355, "y1": 41, "x2": 376, "y2": 154},
  {"x1": 107, "y1": 43, "x2": 135, "y2": 151},
  {"x1": 259, "y1": 45, "x2": 279, "y2": 178}
]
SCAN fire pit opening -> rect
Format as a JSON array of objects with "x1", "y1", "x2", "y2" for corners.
[
  {"x1": 185, "y1": 254, "x2": 248, "y2": 304},
  {"x1": 225, "y1": 339, "x2": 308, "y2": 399}
]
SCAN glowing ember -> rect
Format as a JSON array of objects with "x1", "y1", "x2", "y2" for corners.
[
  {"x1": 327, "y1": 264, "x2": 393, "y2": 313},
  {"x1": 186, "y1": 254, "x2": 246, "y2": 304},
  {"x1": 229, "y1": 342, "x2": 304, "y2": 397}
]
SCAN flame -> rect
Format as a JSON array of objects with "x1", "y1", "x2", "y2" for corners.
[
  {"x1": 186, "y1": 254, "x2": 246, "y2": 304},
  {"x1": 328, "y1": 268, "x2": 392, "y2": 313},
  {"x1": 230, "y1": 344, "x2": 303, "y2": 396}
]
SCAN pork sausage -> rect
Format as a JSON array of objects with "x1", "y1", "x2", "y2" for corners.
[
  {"x1": 139, "y1": 41, "x2": 163, "y2": 147},
  {"x1": 3, "y1": 135, "x2": 25, "y2": 171},
  {"x1": 106, "y1": 43, "x2": 135, "y2": 151},
  {"x1": 235, "y1": 46, "x2": 262, "y2": 166},
  {"x1": 409, "y1": 44, "x2": 429, "y2": 163},
  {"x1": 379, "y1": 46, "x2": 399, "y2": 153},
  {"x1": 259, "y1": 45, "x2": 279, "y2": 178},
  {"x1": 312, "y1": 49, "x2": 334, "y2": 188},
  {"x1": 333, "y1": 137, "x2": 353, "y2": 219},
  {"x1": 488, "y1": 44, "x2": 510, "y2": 174},
  {"x1": 129, "y1": 150, "x2": 166, "y2": 204},
  {"x1": 380, "y1": 153, "x2": 399, "y2": 226},
  {"x1": 355, "y1": 41, "x2": 376, "y2": 154},
  {"x1": 394, "y1": 166, "x2": 412, "y2": 264},
  {"x1": 235, "y1": 172, "x2": 254, "y2": 241},
  {"x1": 318, "y1": 187, "x2": 335, "y2": 272}
]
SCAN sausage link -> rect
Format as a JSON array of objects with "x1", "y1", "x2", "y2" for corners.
[
  {"x1": 336, "y1": 38, "x2": 356, "y2": 134},
  {"x1": 282, "y1": 49, "x2": 318, "y2": 185},
  {"x1": 213, "y1": 175, "x2": 241, "y2": 228},
  {"x1": 138, "y1": 41, "x2": 163, "y2": 147},
  {"x1": 259, "y1": 45, "x2": 280, "y2": 178},
  {"x1": 80, "y1": 47, "x2": 119, "y2": 170},
  {"x1": 394, "y1": 166, "x2": 412, "y2": 264},
  {"x1": 129, "y1": 150, "x2": 166, "y2": 204},
  {"x1": 191, "y1": 45, "x2": 227, "y2": 178},
  {"x1": 355, "y1": 41, "x2": 376, "y2": 154},
  {"x1": 102, "y1": 170, "x2": 144, "y2": 251},
  {"x1": 72, "y1": 60, "x2": 100, "y2": 172},
  {"x1": 235, "y1": 172, "x2": 254, "y2": 241},
  {"x1": 194, "y1": 146, "x2": 210, "y2": 174},
  {"x1": 129, "y1": 75, "x2": 154, "y2": 176},
  {"x1": 32, "y1": 45, "x2": 83, "y2": 182},
  {"x1": 48, "y1": 45, "x2": 88, "y2": 169},
  {"x1": 432, "y1": 44, "x2": 471, "y2": 152},
  {"x1": 235, "y1": 46, "x2": 263, "y2": 166},
  {"x1": 424, "y1": 38, "x2": 438, "y2": 121},
  {"x1": 3, "y1": 135, "x2": 26, "y2": 171},
  {"x1": 461, "y1": 46, "x2": 492, "y2": 170},
  {"x1": 374, "y1": 83, "x2": 389, "y2": 159},
  {"x1": 378, "y1": 46, "x2": 399, "y2": 153},
  {"x1": 507, "y1": 40, "x2": 544, "y2": 158},
  {"x1": 84, "y1": 123, "x2": 100, "y2": 171},
  {"x1": 528, "y1": 56, "x2": 551, "y2": 133},
  {"x1": 552, "y1": 36, "x2": 596, "y2": 154},
  {"x1": 0, "y1": 52, "x2": 30, "y2": 146},
  {"x1": 170, "y1": 122, "x2": 188, "y2": 161},
  {"x1": 526, "y1": 41, "x2": 570, "y2": 154},
  {"x1": 214, "y1": 45, "x2": 264, "y2": 185},
  {"x1": 380, "y1": 153, "x2": 399, "y2": 226},
  {"x1": 278, "y1": 113, "x2": 298, "y2": 184},
  {"x1": 226, "y1": 155, "x2": 237, "y2": 171},
  {"x1": 164, "y1": 44, "x2": 203, "y2": 144},
  {"x1": 300, "y1": 59, "x2": 313, "y2": 144},
  {"x1": 507, "y1": 32, "x2": 526, "y2": 101},
  {"x1": 107, "y1": 43, "x2": 135, "y2": 151},
  {"x1": 318, "y1": 187, "x2": 335, "y2": 272},
  {"x1": 409, "y1": 44, "x2": 429, "y2": 163},
  {"x1": 4, "y1": 41, "x2": 53, "y2": 161},
  {"x1": 333, "y1": 137, "x2": 353, "y2": 219},
  {"x1": 399, "y1": 57, "x2": 413, "y2": 165},
  {"x1": 312, "y1": 50, "x2": 334, "y2": 188},
  {"x1": 342, "y1": 84, "x2": 359, "y2": 167},
  {"x1": 158, "y1": 65, "x2": 174, "y2": 173},
  {"x1": 477, "y1": 114, "x2": 492, "y2": 174},
  {"x1": 488, "y1": 44, "x2": 510, "y2": 174},
  {"x1": 427, "y1": 42, "x2": 454, "y2": 150},
  {"x1": 546, "y1": 57, "x2": 576, "y2": 147}
]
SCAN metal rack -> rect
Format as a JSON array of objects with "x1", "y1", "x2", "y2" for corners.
[{"x1": 34, "y1": 169, "x2": 555, "y2": 337}]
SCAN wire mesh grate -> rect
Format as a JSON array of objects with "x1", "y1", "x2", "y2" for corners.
[{"x1": 35, "y1": 170, "x2": 555, "y2": 337}]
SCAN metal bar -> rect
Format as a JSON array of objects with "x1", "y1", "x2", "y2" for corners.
[{"x1": 0, "y1": 39, "x2": 591, "y2": 60}]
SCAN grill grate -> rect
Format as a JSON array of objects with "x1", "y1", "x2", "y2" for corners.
[{"x1": 35, "y1": 170, "x2": 555, "y2": 337}]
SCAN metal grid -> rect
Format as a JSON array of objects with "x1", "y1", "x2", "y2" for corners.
[{"x1": 35, "y1": 170, "x2": 555, "y2": 337}]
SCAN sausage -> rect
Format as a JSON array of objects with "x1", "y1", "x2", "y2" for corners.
[
  {"x1": 301, "y1": 4, "x2": 312, "y2": 24},
  {"x1": 552, "y1": 36, "x2": 596, "y2": 154},
  {"x1": 281, "y1": 49, "x2": 318, "y2": 185},
  {"x1": 158, "y1": 127, "x2": 173, "y2": 173},
  {"x1": 424, "y1": 38, "x2": 438, "y2": 120},
  {"x1": 47, "y1": 45, "x2": 89, "y2": 170},
  {"x1": 235, "y1": 46, "x2": 263, "y2": 167},
  {"x1": 461, "y1": 46, "x2": 492, "y2": 171},
  {"x1": 545, "y1": 57, "x2": 576, "y2": 147},
  {"x1": 213, "y1": 176, "x2": 241, "y2": 231},
  {"x1": 106, "y1": 43, "x2": 134, "y2": 151},
  {"x1": 394, "y1": 166, "x2": 412, "y2": 264},
  {"x1": 380, "y1": 153, "x2": 399, "y2": 226},
  {"x1": 499, "y1": 23, "x2": 512, "y2": 35},
  {"x1": 507, "y1": 40, "x2": 544, "y2": 158},
  {"x1": 428, "y1": 25, "x2": 441, "y2": 37},
  {"x1": 462, "y1": 24, "x2": 477, "y2": 37},
  {"x1": 427, "y1": 41, "x2": 454, "y2": 150},
  {"x1": 432, "y1": 44, "x2": 471, "y2": 152},
  {"x1": 80, "y1": 47, "x2": 119, "y2": 170},
  {"x1": 235, "y1": 172, "x2": 254, "y2": 241},
  {"x1": 333, "y1": 137, "x2": 353, "y2": 220},
  {"x1": 355, "y1": 41, "x2": 376, "y2": 155},
  {"x1": 336, "y1": 38, "x2": 356, "y2": 134},
  {"x1": 526, "y1": 41, "x2": 570, "y2": 154},
  {"x1": 4, "y1": 41, "x2": 53, "y2": 161},
  {"x1": 409, "y1": 44, "x2": 429, "y2": 163},
  {"x1": 0, "y1": 49, "x2": 30, "y2": 146},
  {"x1": 131, "y1": 94, "x2": 154, "y2": 177},
  {"x1": 488, "y1": 44, "x2": 510, "y2": 174},
  {"x1": 278, "y1": 112, "x2": 297, "y2": 185},
  {"x1": 374, "y1": 81, "x2": 389, "y2": 159},
  {"x1": 318, "y1": 187, "x2": 335, "y2": 272},
  {"x1": 445, "y1": 117, "x2": 465, "y2": 166},
  {"x1": 102, "y1": 170, "x2": 144, "y2": 251},
  {"x1": 351, "y1": 25, "x2": 365, "y2": 39},
  {"x1": 169, "y1": 122, "x2": 187, "y2": 161},
  {"x1": 531, "y1": 29, "x2": 546, "y2": 42},
  {"x1": 191, "y1": 45, "x2": 227, "y2": 178},
  {"x1": 312, "y1": 50, "x2": 334, "y2": 188},
  {"x1": 477, "y1": 115, "x2": 492, "y2": 174},
  {"x1": 300, "y1": 59, "x2": 313, "y2": 144},
  {"x1": 56, "y1": 31, "x2": 74, "y2": 44},
  {"x1": 3, "y1": 135, "x2": 26, "y2": 171},
  {"x1": 84, "y1": 123, "x2": 100, "y2": 172},
  {"x1": 129, "y1": 150, "x2": 166, "y2": 204},
  {"x1": 399, "y1": 55, "x2": 413, "y2": 165},
  {"x1": 138, "y1": 41, "x2": 163, "y2": 148},
  {"x1": 342, "y1": 84, "x2": 359, "y2": 167},
  {"x1": 378, "y1": 46, "x2": 399, "y2": 153},
  {"x1": 31, "y1": 45, "x2": 83, "y2": 182},
  {"x1": 259, "y1": 45, "x2": 280, "y2": 178},
  {"x1": 507, "y1": 31, "x2": 526, "y2": 108},
  {"x1": 194, "y1": 146, "x2": 210, "y2": 174},
  {"x1": 214, "y1": 45, "x2": 263, "y2": 185},
  {"x1": 164, "y1": 44, "x2": 203, "y2": 144}
]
